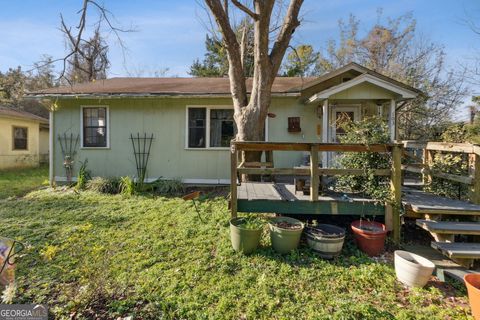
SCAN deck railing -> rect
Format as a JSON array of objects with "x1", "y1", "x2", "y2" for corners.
[
  {"x1": 230, "y1": 141, "x2": 403, "y2": 243},
  {"x1": 401, "y1": 141, "x2": 480, "y2": 204}
]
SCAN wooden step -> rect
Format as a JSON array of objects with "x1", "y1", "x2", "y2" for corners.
[
  {"x1": 403, "y1": 188, "x2": 480, "y2": 216},
  {"x1": 431, "y1": 242, "x2": 480, "y2": 267},
  {"x1": 417, "y1": 219, "x2": 480, "y2": 235}
]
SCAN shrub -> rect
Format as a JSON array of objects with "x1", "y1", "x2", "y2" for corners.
[
  {"x1": 76, "y1": 159, "x2": 91, "y2": 191},
  {"x1": 86, "y1": 177, "x2": 121, "y2": 194},
  {"x1": 119, "y1": 176, "x2": 135, "y2": 196},
  {"x1": 150, "y1": 178, "x2": 184, "y2": 196},
  {"x1": 334, "y1": 116, "x2": 393, "y2": 204}
]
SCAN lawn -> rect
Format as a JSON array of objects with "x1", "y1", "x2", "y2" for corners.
[
  {"x1": 0, "y1": 165, "x2": 48, "y2": 199},
  {"x1": 0, "y1": 182, "x2": 473, "y2": 318}
]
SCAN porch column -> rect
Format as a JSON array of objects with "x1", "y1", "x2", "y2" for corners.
[
  {"x1": 49, "y1": 108, "x2": 54, "y2": 186},
  {"x1": 389, "y1": 99, "x2": 396, "y2": 142},
  {"x1": 322, "y1": 99, "x2": 329, "y2": 167}
]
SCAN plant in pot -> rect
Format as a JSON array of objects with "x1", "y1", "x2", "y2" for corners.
[
  {"x1": 334, "y1": 116, "x2": 393, "y2": 256},
  {"x1": 268, "y1": 216, "x2": 304, "y2": 254},
  {"x1": 304, "y1": 223, "x2": 345, "y2": 259},
  {"x1": 394, "y1": 250, "x2": 435, "y2": 288},
  {"x1": 230, "y1": 215, "x2": 264, "y2": 254},
  {"x1": 464, "y1": 273, "x2": 480, "y2": 320}
]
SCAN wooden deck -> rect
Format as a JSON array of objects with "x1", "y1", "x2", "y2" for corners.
[{"x1": 237, "y1": 182, "x2": 385, "y2": 215}]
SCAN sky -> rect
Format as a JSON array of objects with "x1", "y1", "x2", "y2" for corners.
[{"x1": 0, "y1": 0, "x2": 479, "y2": 118}]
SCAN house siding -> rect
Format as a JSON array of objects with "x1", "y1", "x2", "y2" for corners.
[
  {"x1": 51, "y1": 82, "x2": 398, "y2": 183},
  {"x1": 0, "y1": 117, "x2": 41, "y2": 169}
]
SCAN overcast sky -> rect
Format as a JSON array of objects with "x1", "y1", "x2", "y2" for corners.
[{"x1": 0, "y1": 0, "x2": 479, "y2": 118}]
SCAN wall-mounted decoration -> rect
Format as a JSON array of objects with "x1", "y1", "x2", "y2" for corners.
[
  {"x1": 267, "y1": 112, "x2": 277, "y2": 118},
  {"x1": 288, "y1": 117, "x2": 301, "y2": 133}
]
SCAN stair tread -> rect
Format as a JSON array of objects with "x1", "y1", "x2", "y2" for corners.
[
  {"x1": 431, "y1": 242, "x2": 480, "y2": 259},
  {"x1": 403, "y1": 188, "x2": 480, "y2": 215},
  {"x1": 416, "y1": 219, "x2": 480, "y2": 235}
]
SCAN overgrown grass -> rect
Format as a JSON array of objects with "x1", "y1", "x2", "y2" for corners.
[
  {"x1": 0, "y1": 187, "x2": 472, "y2": 319},
  {"x1": 0, "y1": 165, "x2": 48, "y2": 199}
]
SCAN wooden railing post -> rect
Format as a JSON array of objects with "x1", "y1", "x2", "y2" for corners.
[
  {"x1": 230, "y1": 144, "x2": 238, "y2": 218},
  {"x1": 310, "y1": 145, "x2": 319, "y2": 201},
  {"x1": 391, "y1": 144, "x2": 403, "y2": 244},
  {"x1": 469, "y1": 151, "x2": 480, "y2": 205},
  {"x1": 423, "y1": 148, "x2": 433, "y2": 186}
]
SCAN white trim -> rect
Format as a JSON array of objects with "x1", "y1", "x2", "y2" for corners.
[
  {"x1": 308, "y1": 73, "x2": 417, "y2": 103},
  {"x1": 389, "y1": 99, "x2": 396, "y2": 142},
  {"x1": 321, "y1": 99, "x2": 329, "y2": 167},
  {"x1": 80, "y1": 105, "x2": 110, "y2": 149},
  {"x1": 49, "y1": 110, "x2": 54, "y2": 186},
  {"x1": 185, "y1": 105, "x2": 268, "y2": 150}
]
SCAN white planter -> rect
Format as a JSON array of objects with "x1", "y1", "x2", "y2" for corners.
[{"x1": 394, "y1": 250, "x2": 435, "y2": 288}]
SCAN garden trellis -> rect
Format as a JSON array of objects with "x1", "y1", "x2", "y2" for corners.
[
  {"x1": 130, "y1": 133, "x2": 154, "y2": 184},
  {"x1": 58, "y1": 133, "x2": 80, "y2": 182}
]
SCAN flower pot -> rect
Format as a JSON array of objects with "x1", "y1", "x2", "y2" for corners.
[
  {"x1": 464, "y1": 273, "x2": 480, "y2": 320},
  {"x1": 394, "y1": 250, "x2": 435, "y2": 288},
  {"x1": 269, "y1": 217, "x2": 304, "y2": 254},
  {"x1": 351, "y1": 220, "x2": 387, "y2": 257},
  {"x1": 305, "y1": 224, "x2": 345, "y2": 259},
  {"x1": 230, "y1": 218, "x2": 262, "y2": 254}
]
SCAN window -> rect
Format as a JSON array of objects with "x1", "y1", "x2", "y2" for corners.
[
  {"x1": 82, "y1": 107, "x2": 108, "y2": 147},
  {"x1": 187, "y1": 107, "x2": 235, "y2": 148},
  {"x1": 288, "y1": 117, "x2": 301, "y2": 132},
  {"x1": 188, "y1": 108, "x2": 206, "y2": 148},
  {"x1": 12, "y1": 127, "x2": 28, "y2": 150},
  {"x1": 210, "y1": 109, "x2": 234, "y2": 147}
]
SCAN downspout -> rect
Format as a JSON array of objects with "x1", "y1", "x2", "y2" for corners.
[{"x1": 49, "y1": 108, "x2": 54, "y2": 187}]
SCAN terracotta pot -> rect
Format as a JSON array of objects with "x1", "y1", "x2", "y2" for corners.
[
  {"x1": 351, "y1": 220, "x2": 387, "y2": 257},
  {"x1": 464, "y1": 273, "x2": 480, "y2": 320},
  {"x1": 394, "y1": 250, "x2": 435, "y2": 288}
]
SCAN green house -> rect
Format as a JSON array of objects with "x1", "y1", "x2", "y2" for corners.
[{"x1": 32, "y1": 63, "x2": 420, "y2": 185}]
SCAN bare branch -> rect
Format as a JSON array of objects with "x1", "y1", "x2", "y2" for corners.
[{"x1": 231, "y1": 0, "x2": 259, "y2": 20}]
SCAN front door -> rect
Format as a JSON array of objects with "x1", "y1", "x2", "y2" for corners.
[
  {"x1": 326, "y1": 105, "x2": 361, "y2": 167},
  {"x1": 330, "y1": 106, "x2": 361, "y2": 143}
]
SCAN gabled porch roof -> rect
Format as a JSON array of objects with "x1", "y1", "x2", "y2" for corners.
[{"x1": 306, "y1": 72, "x2": 419, "y2": 104}]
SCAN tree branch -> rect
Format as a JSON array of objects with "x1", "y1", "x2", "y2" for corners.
[
  {"x1": 231, "y1": 0, "x2": 259, "y2": 20},
  {"x1": 269, "y1": 0, "x2": 303, "y2": 75}
]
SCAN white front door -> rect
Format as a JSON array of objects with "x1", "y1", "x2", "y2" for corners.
[{"x1": 330, "y1": 105, "x2": 361, "y2": 143}]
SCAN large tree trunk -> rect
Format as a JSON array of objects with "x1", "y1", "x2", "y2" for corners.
[{"x1": 205, "y1": 0, "x2": 303, "y2": 179}]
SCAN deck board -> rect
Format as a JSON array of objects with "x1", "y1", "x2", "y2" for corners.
[{"x1": 402, "y1": 188, "x2": 480, "y2": 214}]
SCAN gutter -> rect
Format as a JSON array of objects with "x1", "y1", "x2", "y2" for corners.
[{"x1": 25, "y1": 92, "x2": 301, "y2": 99}]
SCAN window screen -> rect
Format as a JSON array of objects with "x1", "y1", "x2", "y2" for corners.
[
  {"x1": 83, "y1": 107, "x2": 107, "y2": 147},
  {"x1": 188, "y1": 108, "x2": 206, "y2": 148},
  {"x1": 13, "y1": 127, "x2": 28, "y2": 150},
  {"x1": 210, "y1": 109, "x2": 235, "y2": 147}
]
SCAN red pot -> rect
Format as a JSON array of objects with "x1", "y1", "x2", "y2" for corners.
[
  {"x1": 351, "y1": 220, "x2": 387, "y2": 257},
  {"x1": 464, "y1": 273, "x2": 480, "y2": 320}
]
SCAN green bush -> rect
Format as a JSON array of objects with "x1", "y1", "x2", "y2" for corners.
[
  {"x1": 334, "y1": 116, "x2": 393, "y2": 203},
  {"x1": 76, "y1": 159, "x2": 91, "y2": 191},
  {"x1": 86, "y1": 177, "x2": 121, "y2": 194},
  {"x1": 119, "y1": 176, "x2": 135, "y2": 196},
  {"x1": 150, "y1": 178, "x2": 184, "y2": 196}
]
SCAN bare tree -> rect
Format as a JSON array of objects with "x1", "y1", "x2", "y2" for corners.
[
  {"x1": 64, "y1": 25, "x2": 110, "y2": 84},
  {"x1": 204, "y1": 0, "x2": 304, "y2": 150}
]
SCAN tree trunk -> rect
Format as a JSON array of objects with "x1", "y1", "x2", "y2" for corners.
[{"x1": 205, "y1": 0, "x2": 303, "y2": 180}]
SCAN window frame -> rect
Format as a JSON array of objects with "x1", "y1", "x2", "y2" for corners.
[
  {"x1": 80, "y1": 105, "x2": 110, "y2": 149},
  {"x1": 185, "y1": 105, "x2": 269, "y2": 150},
  {"x1": 12, "y1": 126, "x2": 28, "y2": 151}
]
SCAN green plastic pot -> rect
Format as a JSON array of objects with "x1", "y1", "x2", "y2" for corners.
[
  {"x1": 230, "y1": 218, "x2": 262, "y2": 254},
  {"x1": 268, "y1": 217, "x2": 304, "y2": 254}
]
